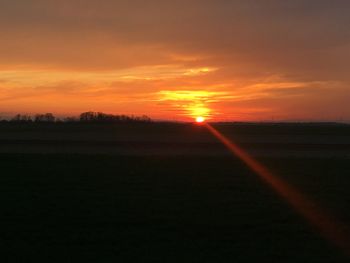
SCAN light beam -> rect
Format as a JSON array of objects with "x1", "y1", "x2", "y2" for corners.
[{"x1": 205, "y1": 122, "x2": 350, "y2": 257}]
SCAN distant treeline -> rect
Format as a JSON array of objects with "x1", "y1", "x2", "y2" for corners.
[{"x1": 2, "y1": 112, "x2": 152, "y2": 123}]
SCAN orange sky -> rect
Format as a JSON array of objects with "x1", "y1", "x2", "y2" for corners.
[{"x1": 1, "y1": 1, "x2": 350, "y2": 121}]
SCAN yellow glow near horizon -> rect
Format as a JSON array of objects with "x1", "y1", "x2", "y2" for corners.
[
  {"x1": 188, "y1": 104, "x2": 211, "y2": 119},
  {"x1": 157, "y1": 90, "x2": 219, "y2": 119}
]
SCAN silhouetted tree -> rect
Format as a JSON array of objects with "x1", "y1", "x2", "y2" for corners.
[
  {"x1": 79, "y1": 111, "x2": 151, "y2": 123},
  {"x1": 34, "y1": 113, "x2": 56, "y2": 122},
  {"x1": 6, "y1": 112, "x2": 151, "y2": 123},
  {"x1": 11, "y1": 114, "x2": 32, "y2": 122},
  {"x1": 80, "y1": 112, "x2": 96, "y2": 122}
]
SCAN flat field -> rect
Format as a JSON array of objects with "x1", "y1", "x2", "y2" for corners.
[{"x1": 1, "y1": 123, "x2": 349, "y2": 262}]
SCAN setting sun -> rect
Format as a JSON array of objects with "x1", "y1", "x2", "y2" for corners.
[{"x1": 196, "y1": 116, "x2": 205, "y2": 123}]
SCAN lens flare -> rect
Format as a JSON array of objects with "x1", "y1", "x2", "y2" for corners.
[{"x1": 205, "y1": 123, "x2": 350, "y2": 257}]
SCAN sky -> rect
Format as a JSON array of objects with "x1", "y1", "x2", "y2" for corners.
[{"x1": 1, "y1": 0, "x2": 350, "y2": 121}]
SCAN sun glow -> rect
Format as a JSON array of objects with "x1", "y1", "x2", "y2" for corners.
[
  {"x1": 196, "y1": 116, "x2": 205, "y2": 123},
  {"x1": 157, "y1": 90, "x2": 222, "y2": 120}
]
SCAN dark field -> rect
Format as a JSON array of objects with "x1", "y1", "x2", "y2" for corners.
[{"x1": 1, "y1": 123, "x2": 350, "y2": 262}]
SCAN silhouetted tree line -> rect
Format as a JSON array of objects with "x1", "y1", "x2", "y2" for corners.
[
  {"x1": 4, "y1": 112, "x2": 152, "y2": 123},
  {"x1": 10, "y1": 113, "x2": 56, "y2": 122},
  {"x1": 79, "y1": 112, "x2": 152, "y2": 123}
]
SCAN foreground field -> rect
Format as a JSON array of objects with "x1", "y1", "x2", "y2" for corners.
[
  {"x1": 1, "y1": 123, "x2": 349, "y2": 262},
  {"x1": 0, "y1": 122, "x2": 349, "y2": 158}
]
